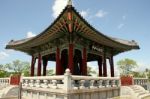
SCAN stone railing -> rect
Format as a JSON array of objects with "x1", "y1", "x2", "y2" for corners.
[
  {"x1": 22, "y1": 75, "x2": 64, "y2": 90},
  {"x1": 21, "y1": 69, "x2": 120, "y2": 91},
  {"x1": 21, "y1": 69, "x2": 120, "y2": 99},
  {"x1": 133, "y1": 78, "x2": 148, "y2": 85},
  {"x1": 71, "y1": 76, "x2": 120, "y2": 90},
  {"x1": 0, "y1": 78, "x2": 10, "y2": 85}
]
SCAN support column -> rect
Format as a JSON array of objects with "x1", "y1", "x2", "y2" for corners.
[
  {"x1": 56, "y1": 47, "x2": 62, "y2": 75},
  {"x1": 103, "y1": 53, "x2": 107, "y2": 77},
  {"x1": 37, "y1": 53, "x2": 42, "y2": 76},
  {"x1": 110, "y1": 55, "x2": 114, "y2": 77},
  {"x1": 30, "y1": 55, "x2": 35, "y2": 76},
  {"x1": 68, "y1": 44, "x2": 74, "y2": 74},
  {"x1": 98, "y1": 56, "x2": 103, "y2": 77},
  {"x1": 79, "y1": 57, "x2": 82, "y2": 75},
  {"x1": 82, "y1": 48, "x2": 87, "y2": 76},
  {"x1": 43, "y1": 59, "x2": 48, "y2": 76}
]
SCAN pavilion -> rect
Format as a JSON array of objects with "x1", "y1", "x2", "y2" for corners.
[{"x1": 6, "y1": 0, "x2": 139, "y2": 77}]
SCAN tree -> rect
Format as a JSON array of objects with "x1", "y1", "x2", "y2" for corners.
[
  {"x1": 6, "y1": 60, "x2": 30, "y2": 75},
  {"x1": 145, "y1": 68, "x2": 150, "y2": 81},
  {"x1": 0, "y1": 64, "x2": 5, "y2": 71},
  {"x1": 131, "y1": 71, "x2": 145, "y2": 78},
  {"x1": 87, "y1": 66, "x2": 97, "y2": 76},
  {"x1": 117, "y1": 58, "x2": 138, "y2": 75},
  {"x1": 47, "y1": 69, "x2": 55, "y2": 76},
  {"x1": 0, "y1": 64, "x2": 9, "y2": 77}
]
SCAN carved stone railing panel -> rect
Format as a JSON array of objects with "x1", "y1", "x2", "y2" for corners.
[
  {"x1": 0, "y1": 78, "x2": 10, "y2": 85},
  {"x1": 71, "y1": 75, "x2": 120, "y2": 90},
  {"x1": 133, "y1": 78, "x2": 148, "y2": 86},
  {"x1": 22, "y1": 76, "x2": 64, "y2": 90}
]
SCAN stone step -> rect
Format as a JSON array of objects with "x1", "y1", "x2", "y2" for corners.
[
  {"x1": 137, "y1": 91, "x2": 147, "y2": 96},
  {"x1": 139, "y1": 93, "x2": 150, "y2": 99},
  {"x1": 134, "y1": 90, "x2": 143, "y2": 93},
  {"x1": 0, "y1": 97, "x2": 17, "y2": 99}
]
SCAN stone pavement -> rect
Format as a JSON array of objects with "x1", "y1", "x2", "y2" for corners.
[
  {"x1": 120, "y1": 85, "x2": 150, "y2": 99},
  {"x1": 0, "y1": 85, "x2": 18, "y2": 99}
]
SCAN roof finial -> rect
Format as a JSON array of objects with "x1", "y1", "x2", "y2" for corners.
[{"x1": 67, "y1": 0, "x2": 72, "y2": 6}]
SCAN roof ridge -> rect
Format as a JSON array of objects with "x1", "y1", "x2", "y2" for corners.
[{"x1": 67, "y1": 0, "x2": 72, "y2": 6}]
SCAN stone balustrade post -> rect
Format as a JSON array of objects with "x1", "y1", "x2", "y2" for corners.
[
  {"x1": 63, "y1": 69, "x2": 72, "y2": 92},
  {"x1": 134, "y1": 79, "x2": 136, "y2": 85},
  {"x1": 29, "y1": 79, "x2": 34, "y2": 87},
  {"x1": 139, "y1": 80, "x2": 141, "y2": 85},
  {"x1": 106, "y1": 80, "x2": 110, "y2": 87},
  {"x1": 9, "y1": 74, "x2": 13, "y2": 85},
  {"x1": 112, "y1": 80, "x2": 116, "y2": 87},
  {"x1": 36, "y1": 79, "x2": 41, "y2": 88},
  {"x1": 80, "y1": 80, "x2": 86, "y2": 89},
  {"x1": 43, "y1": 80, "x2": 48, "y2": 88},
  {"x1": 98, "y1": 80, "x2": 103, "y2": 88},
  {"x1": 90, "y1": 80, "x2": 96, "y2": 89},
  {"x1": 25, "y1": 80, "x2": 29, "y2": 87},
  {"x1": 71, "y1": 80, "x2": 77, "y2": 89},
  {"x1": 52, "y1": 80, "x2": 58, "y2": 89},
  {"x1": 116, "y1": 79, "x2": 121, "y2": 87}
]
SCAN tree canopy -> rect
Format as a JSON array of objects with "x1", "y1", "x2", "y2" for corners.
[
  {"x1": 87, "y1": 66, "x2": 97, "y2": 76},
  {"x1": 0, "y1": 60, "x2": 30, "y2": 77},
  {"x1": 117, "y1": 58, "x2": 138, "y2": 75}
]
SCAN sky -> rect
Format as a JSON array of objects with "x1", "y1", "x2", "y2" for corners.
[{"x1": 0, "y1": 0, "x2": 150, "y2": 75}]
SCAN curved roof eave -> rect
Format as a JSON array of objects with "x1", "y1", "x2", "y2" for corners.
[{"x1": 6, "y1": 5, "x2": 140, "y2": 51}]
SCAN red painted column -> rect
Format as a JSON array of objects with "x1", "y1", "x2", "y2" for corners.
[
  {"x1": 103, "y1": 53, "x2": 107, "y2": 77},
  {"x1": 37, "y1": 53, "x2": 42, "y2": 76},
  {"x1": 68, "y1": 44, "x2": 74, "y2": 74},
  {"x1": 110, "y1": 56, "x2": 114, "y2": 77},
  {"x1": 56, "y1": 47, "x2": 61, "y2": 75},
  {"x1": 30, "y1": 55, "x2": 35, "y2": 76},
  {"x1": 43, "y1": 60, "x2": 48, "y2": 76},
  {"x1": 98, "y1": 57, "x2": 103, "y2": 77},
  {"x1": 82, "y1": 48, "x2": 87, "y2": 76}
]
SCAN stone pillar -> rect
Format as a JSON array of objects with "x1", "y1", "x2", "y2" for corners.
[
  {"x1": 103, "y1": 53, "x2": 107, "y2": 77},
  {"x1": 37, "y1": 53, "x2": 42, "y2": 76},
  {"x1": 79, "y1": 57, "x2": 82, "y2": 75},
  {"x1": 110, "y1": 56, "x2": 114, "y2": 77},
  {"x1": 68, "y1": 44, "x2": 74, "y2": 74},
  {"x1": 98, "y1": 56, "x2": 103, "y2": 77},
  {"x1": 56, "y1": 47, "x2": 62, "y2": 75},
  {"x1": 43, "y1": 59, "x2": 48, "y2": 76},
  {"x1": 30, "y1": 55, "x2": 35, "y2": 76},
  {"x1": 82, "y1": 48, "x2": 87, "y2": 76}
]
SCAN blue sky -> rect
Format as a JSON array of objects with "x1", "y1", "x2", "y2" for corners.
[{"x1": 0, "y1": 0, "x2": 150, "y2": 74}]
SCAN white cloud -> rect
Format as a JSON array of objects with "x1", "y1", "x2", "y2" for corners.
[
  {"x1": 122, "y1": 15, "x2": 126, "y2": 20},
  {"x1": 27, "y1": 32, "x2": 36, "y2": 38},
  {"x1": 5, "y1": 49, "x2": 15, "y2": 54},
  {"x1": 52, "y1": 0, "x2": 68, "y2": 18},
  {"x1": 80, "y1": 10, "x2": 88, "y2": 17},
  {"x1": 95, "y1": 10, "x2": 108, "y2": 18},
  {"x1": 0, "y1": 51, "x2": 9, "y2": 60},
  {"x1": 137, "y1": 61, "x2": 150, "y2": 71},
  {"x1": 118, "y1": 23, "x2": 125, "y2": 29}
]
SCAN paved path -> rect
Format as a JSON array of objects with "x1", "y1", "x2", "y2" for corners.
[{"x1": 0, "y1": 85, "x2": 19, "y2": 98}]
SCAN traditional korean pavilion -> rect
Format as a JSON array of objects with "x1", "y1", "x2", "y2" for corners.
[{"x1": 6, "y1": 0, "x2": 139, "y2": 77}]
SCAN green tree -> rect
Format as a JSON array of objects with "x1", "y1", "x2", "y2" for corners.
[
  {"x1": 131, "y1": 71, "x2": 145, "y2": 78},
  {"x1": 6, "y1": 60, "x2": 30, "y2": 76},
  {"x1": 117, "y1": 58, "x2": 138, "y2": 75},
  {"x1": 145, "y1": 68, "x2": 150, "y2": 81},
  {"x1": 47, "y1": 69, "x2": 54, "y2": 76},
  {"x1": 87, "y1": 66, "x2": 97, "y2": 76},
  {"x1": 0, "y1": 64, "x2": 5, "y2": 71},
  {"x1": 0, "y1": 64, "x2": 9, "y2": 77}
]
